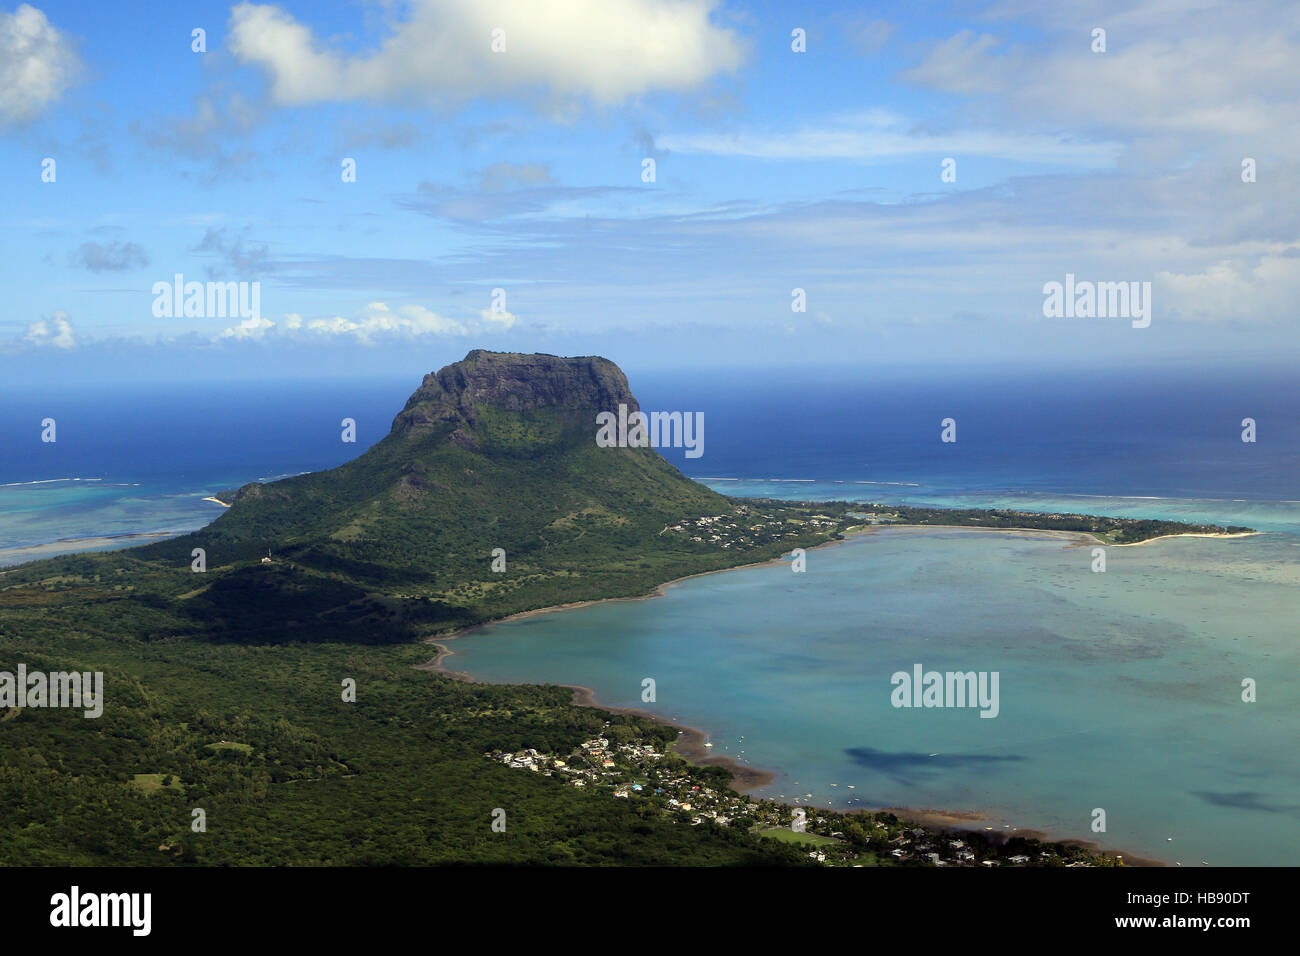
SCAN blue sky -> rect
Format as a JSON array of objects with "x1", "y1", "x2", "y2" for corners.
[{"x1": 1, "y1": 0, "x2": 1297, "y2": 384}]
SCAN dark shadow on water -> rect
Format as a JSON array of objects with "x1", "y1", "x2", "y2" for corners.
[
  {"x1": 844, "y1": 746, "x2": 1025, "y2": 786},
  {"x1": 1190, "y1": 790, "x2": 1299, "y2": 816}
]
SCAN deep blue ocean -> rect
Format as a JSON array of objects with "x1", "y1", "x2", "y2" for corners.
[
  {"x1": 1, "y1": 367, "x2": 1296, "y2": 560},
  {"x1": 649, "y1": 366, "x2": 1299, "y2": 502}
]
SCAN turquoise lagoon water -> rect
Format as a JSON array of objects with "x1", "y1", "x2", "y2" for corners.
[
  {"x1": 0, "y1": 479, "x2": 232, "y2": 565},
  {"x1": 445, "y1": 512, "x2": 1300, "y2": 867}
]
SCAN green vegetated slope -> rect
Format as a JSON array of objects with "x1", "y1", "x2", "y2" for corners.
[
  {"x1": 0, "y1": 351, "x2": 843, "y2": 866},
  {"x1": 0, "y1": 632, "x2": 812, "y2": 866},
  {"x1": 134, "y1": 350, "x2": 818, "y2": 638}
]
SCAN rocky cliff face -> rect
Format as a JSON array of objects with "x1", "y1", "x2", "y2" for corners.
[
  {"x1": 389, "y1": 350, "x2": 640, "y2": 439},
  {"x1": 222, "y1": 350, "x2": 658, "y2": 506}
]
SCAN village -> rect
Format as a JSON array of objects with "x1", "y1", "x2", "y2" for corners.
[
  {"x1": 488, "y1": 722, "x2": 1115, "y2": 867},
  {"x1": 660, "y1": 503, "x2": 848, "y2": 550}
]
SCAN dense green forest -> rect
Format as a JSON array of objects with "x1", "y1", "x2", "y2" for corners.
[
  {"x1": 0, "y1": 616, "x2": 815, "y2": 865},
  {"x1": 0, "y1": 489, "x2": 849, "y2": 865}
]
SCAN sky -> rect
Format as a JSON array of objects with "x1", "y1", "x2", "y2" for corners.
[{"x1": 1, "y1": 0, "x2": 1297, "y2": 385}]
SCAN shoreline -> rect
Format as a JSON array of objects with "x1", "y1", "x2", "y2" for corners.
[
  {"x1": 418, "y1": 641, "x2": 1164, "y2": 867},
  {"x1": 0, "y1": 531, "x2": 179, "y2": 566},
  {"x1": 9, "y1": 514, "x2": 1216, "y2": 862},
  {"x1": 412, "y1": 521, "x2": 1261, "y2": 865},
  {"x1": 860, "y1": 806, "x2": 1166, "y2": 867},
  {"x1": 0, "y1": 494, "x2": 233, "y2": 570},
  {"x1": 429, "y1": 522, "x2": 1260, "y2": 644},
  {"x1": 564, "y1": 683, "x2": 778, "y2": 794},
  {"x1": 869, "y1": 523, "x2": 1261, "y2": 549},
  {"x1": 429, "y1": 546, "x2": 833, "y2": 643},
  {"x1": 416, "y1": 644, "x2": 774, "y2": 792},
  {"x1": 1106, "y1": 530, "x2": 1260, "y2": 547}
]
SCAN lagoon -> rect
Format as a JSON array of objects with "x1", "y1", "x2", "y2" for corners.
[{"x1": 445, "y1": 522, "x2": 1300, "y2": 866}]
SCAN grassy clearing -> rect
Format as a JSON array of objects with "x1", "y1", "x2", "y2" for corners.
[
  {"x1": 757, "y1": 826, "x2": 840, "y2": 847},
  {"x1": 204, "y1": 741, "x2": 253, "y2": 754},
  {"x1": 131, "y1": 773, "x2": 184, "y2": 794}
]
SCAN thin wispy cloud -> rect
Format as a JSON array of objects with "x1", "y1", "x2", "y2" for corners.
[
  {"x1": 660, "y1": 111, "x2": 1122, "y2": 166},
  {"x1": 69, "y1": 239, "x2": 149, "y2": 273}
]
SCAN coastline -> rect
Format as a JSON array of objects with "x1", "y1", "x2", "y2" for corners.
[
  {"x1": 7, "y1": 514, "x2": 1211, "y2": 861},
  {"x1": 869, "y1": 523, "x2": 1261, "y2": 549},
  {"x1": 414, "y1": 523, "x2": 1193, "y2": 865},
  {"x1": 0, "y1": 531, "x2": 179, "y2": 566},
  {"x1": 417, "y1": 643, "x2": 775, "y2": 793},
  {"x1": 866, "y1": 806, "x2": 1166, "y2": 867},
  {"x1": 428, "y1": 522, "x2": 1260, "y2": 644},
  {"x1": 1105, "y1": 530, "x2": 1261, "y2": 547},
  {"x1": 0, "y1": 494, "x2": 231, "y2": 570},
  {"x1": 565, "y1": 683, "x2": 778, "y2": 794},
  {"x1": 429, "y1": 548, "x2": 833, "y2": 642},
  {"x1": 418, "y1": 641, "x2": 1164, "y2": 866}
]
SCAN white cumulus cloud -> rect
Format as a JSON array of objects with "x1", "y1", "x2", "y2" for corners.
[
  {"x1": 0, "y1": 4, "x2": 81, "y2": 125},
  {"x1": 228, "y1": 0, "x2": 745, "y2": 110},
  {"x1": 220, "y1": 316, "x2": 276, "y2": 339},
  {"x1": 24, "y1": 311, "x2": 77, "y2": 348},
  {"x1": 240, "y1": 303, "x2": 468, "y2": 344},
  {"x1": 1158, "y1": 251, "x2": 1300, "y2": 322},
  {"x1": 219, "y1": 301, "x2": 522, "y2": 344}
]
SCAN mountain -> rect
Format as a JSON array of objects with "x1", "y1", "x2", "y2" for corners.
[
  {"x1": 388, "y1": 349, "x2": 642, "y2": 441},
  {"x1": 134, "y1": 350, "x2": 846, "y2": 642},
  {"x1": 186, "y1": 349, "x2": 726, "y2": 572},
  {"x1": 0, "y1": 352, "x2": 849, "y2": 866}
]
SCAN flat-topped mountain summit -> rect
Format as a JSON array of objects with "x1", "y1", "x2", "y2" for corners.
[
  {"x1": 220, "y1": 349, "x2": 707, "y2": 517},
  {"x1": 389, "y1": 350, "x2": 640, "y2": 443},
  {"x1": 124, "y1": 350, "x2": 852, "y2": 641}
]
